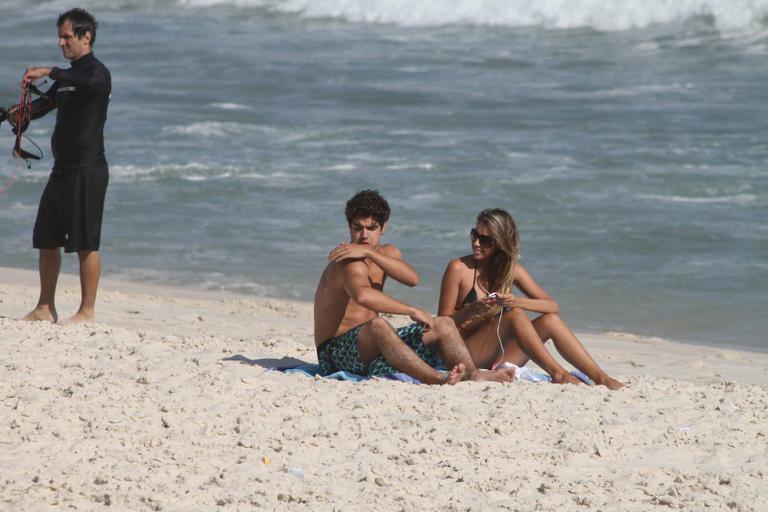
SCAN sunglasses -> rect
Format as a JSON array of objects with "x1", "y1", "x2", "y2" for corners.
[{"x1": 470, "y1": 228, "x2": 494, "y2": 248}]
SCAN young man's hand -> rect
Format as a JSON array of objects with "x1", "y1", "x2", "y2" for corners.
[
  {"x1": 23, "y1": 67, "x2": 52, "y2": 82},
  {"x1": 409, "y1": 308, "x2": 434, "y2": 331},
  {"x1": 328, "y1": 243, "x2": 371, "y2": 262},
  {"x1": 4, "y1": 105, "x2": 29, "y2": 134}
]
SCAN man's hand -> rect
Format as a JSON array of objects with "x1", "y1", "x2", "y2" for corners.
[
  {"x1": 5, "y1": 105, "x2": 18, "y2": 123},
  {"x1": 23, "y1": 67, "x2": 52, "y2": 82},
  {"x1": 4, "y1": 105, "x2": 29, "y2": 134},
  {"x1": 328, "y1": 243, "x2": 371, "y2": 262},
  {"x1": 409, "y1": 308, "x2": 434, "y2": 331}
]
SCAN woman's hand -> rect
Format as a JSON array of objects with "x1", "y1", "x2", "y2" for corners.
[{"x1": 485, "y1": 292, "x2": 523, "y2": 309}]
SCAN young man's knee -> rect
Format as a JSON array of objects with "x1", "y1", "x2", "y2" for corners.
[
  {"x1": 365, "y1": 316, "x2": 395, "y2": 336},
  {"x1": 429, "y1": 316, "x2": 460, "y2": 340}
]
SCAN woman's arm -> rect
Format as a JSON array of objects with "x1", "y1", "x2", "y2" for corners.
[
  {"x1": 490, "y1": 263, "x2": 559, "y2": 314},
  {"x1": 438, "y1": 259, "x2": 465, "y2": 316}
]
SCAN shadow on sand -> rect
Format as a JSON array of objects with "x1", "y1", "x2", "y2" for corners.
[{"x1": 223, "y1": 354, "x2": 312, "y2": 369}]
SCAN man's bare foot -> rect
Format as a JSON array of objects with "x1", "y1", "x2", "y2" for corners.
[
  {"x1": 596, "y1": 376, "x2": 624, "y2": 390},
  {"x1": 551, "y1": 372, "x2": 583, "y2": 385},
  {"x1": 440, "y1": 364, "x2": 467, "y2": 385},
  {"x1": 59, "y1": 311, "x2": 95, "y2": 325},
  {"x1": 22, "y1": 306, "x2": 57, "y2": 323},
  {"x1": 472, "y1": 366, "x2": 517, "y2": 383}
]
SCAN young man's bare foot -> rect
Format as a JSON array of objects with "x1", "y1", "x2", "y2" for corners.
[
  {"x1": 440, "y1": 364, "x2": 467, "y2": 385},
  {"x1": 22, "y1": 306, "x2": 57, "y2": 323},
  {"x1": 595, "y1": 376, "x2": 624, "y2": 390},
  {"x1": 472, "y1": 366, "x2": 517, "y2": 383},
  {"x1": 59, "y1": 311, "x2": 95, "y2": 325},
  {"x1": 551, "y1": 372, "x2": 583, "y2": 385}
]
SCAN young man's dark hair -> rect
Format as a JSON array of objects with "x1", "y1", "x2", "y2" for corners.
[
  {"x1": 345, "y1": 189, "x2": 390, "y2": 226},
  {"x1": 58, "y1": 8, "x2": 98, "y2": 46}
]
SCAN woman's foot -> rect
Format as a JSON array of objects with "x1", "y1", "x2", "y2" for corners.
[
  {"x1": 551, "y1": 371, "x2": 583, "y2": 385},
  {"x1": 595, "y1": 376, "x2": 624, "y2": 390}
]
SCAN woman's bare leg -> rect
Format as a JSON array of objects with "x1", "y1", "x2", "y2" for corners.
[
  {"x1": 464, "y1": 308, "x2": 581, "y2": 385},
  {"x1": 532, "y1": 313, "x2": 623, "y2": 389}
]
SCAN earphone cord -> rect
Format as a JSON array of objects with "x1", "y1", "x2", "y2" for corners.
[{"x1": 493, "y1": 307, "x2": 505, "y2": 368}]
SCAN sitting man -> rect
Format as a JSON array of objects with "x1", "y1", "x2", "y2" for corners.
[{"x1": 313, "y1": 189, "x2": 516, "y2": 385}]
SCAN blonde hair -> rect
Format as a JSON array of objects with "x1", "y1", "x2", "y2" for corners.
[{"x1": 476, "y1": 208, "x2": 520, "y2": 294}]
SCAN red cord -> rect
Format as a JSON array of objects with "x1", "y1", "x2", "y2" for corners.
[{"x1": 1, "y1": 80, "x2": 33, "y2": 195}]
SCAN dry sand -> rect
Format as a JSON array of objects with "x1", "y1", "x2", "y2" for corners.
[{"x1": 1, "y1": 266, "x2": 767, "y2": 511}]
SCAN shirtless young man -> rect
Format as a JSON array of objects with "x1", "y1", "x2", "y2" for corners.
[{"x1": 313, "y1": 190, "x2": 516, "y2": 385}]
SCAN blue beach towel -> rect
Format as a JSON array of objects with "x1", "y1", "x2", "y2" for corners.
[{"x1": 276, "y1": 363, "x2": 593, "y2": 385}]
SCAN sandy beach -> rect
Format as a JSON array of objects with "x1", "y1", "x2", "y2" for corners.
[{"x1": 1, "y1": 266, "x2": 767, "y2": 511}]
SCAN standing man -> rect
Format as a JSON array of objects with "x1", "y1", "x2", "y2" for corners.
[
  {"x1": 314, "y1": 189, "x2": 517, "y2": 384},
  {"x1": 16, "y1": 8, "x2": 111, "y2": 323}
]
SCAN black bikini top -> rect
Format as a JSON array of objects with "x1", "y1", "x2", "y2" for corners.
[{"x1": 460, "y1": 265, "x2": 479, "y2": 308}]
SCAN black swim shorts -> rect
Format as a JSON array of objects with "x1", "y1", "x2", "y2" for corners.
[{"x1": 32, "y1": 166, "x2": 109, "y2": 253}]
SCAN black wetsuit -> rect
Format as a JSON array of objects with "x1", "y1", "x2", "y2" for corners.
[
  {"x1": 32, "y1": 52, "x2": 111, "y2": 252},
  {"x1": 44, "y1": 52, "x2": 111, "y2": 167}
]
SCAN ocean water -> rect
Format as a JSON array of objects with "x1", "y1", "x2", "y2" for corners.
[{"x1": 1, "y1": 0, "x2": 766, "y2": 351}]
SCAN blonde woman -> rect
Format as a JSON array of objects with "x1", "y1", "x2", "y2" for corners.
[{"x1": 438, "y1": 208, "x2": 623, "y2": 389}]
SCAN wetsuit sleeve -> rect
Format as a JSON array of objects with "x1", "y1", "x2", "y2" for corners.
[
  {"x1": 50, "y1": 65, "x2": 109, "y2": 95},
  {"x1": 29, "y1": 82, "x2": 58, "y2": 120}
]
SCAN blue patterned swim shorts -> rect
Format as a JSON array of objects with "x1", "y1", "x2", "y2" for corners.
[{"x1": 317, "y1": 322, "x2": 440, "y2": 377}]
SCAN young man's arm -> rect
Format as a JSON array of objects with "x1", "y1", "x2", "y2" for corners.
[
  {"x1": 342, "y1": 260, "x2": 431, "y2": 327},
  {"x1": 24, "y1": 65, "x2": 109, "y2": 95},
  {"x1": 4, "y1": 96, "x2": 56, "y2": 131},
  {"x1": 329, "y1": 243, "x2": 419, "y2": 287},
  {"x1": 4, "y1": 74, "x2": 57, "y2": 129}
]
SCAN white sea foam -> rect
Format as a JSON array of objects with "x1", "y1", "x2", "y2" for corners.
[
  {"x1": 408, "y1": 191, "x2": 441, "y2": 203},
  {"x1": 383, "y1": 163, "x2": 434, "y2": 171},
  {"x1": 638, "y1": 193, "x2": 759, "y2": 206},
  {"x1": 558, "y1": 83, "x2": 695, "y2": 100},
  {"x1": 162, "y1": 121, "x2": 252, "y2": 137},
  {"x1": 109, "y1": 163, "x2": 245, "y2": 183},
  {"x1": 175, "y1": 0, "x2": 768, "y2": 32},
  {"x1": 318, "y1": 163, "x2": 357, "y2": 172},
  {"x1": 209, "y1": 102, "x2": 251, "y2": 110},
  {"x1": 0, "y1": 200, "x2": 36, "y2": 220},
  {"x1": 181, "y1": 172, "x2": 233, "y2": 182},
  {"x1": 111, "y1": 162, "x2": 210, "y2": 178},
  {"x1": 106, "y1": 268, "x2": 275, "y2": 297},
  {"x1": 238, "y1": 170, "x2": 312, "y2": 185}
]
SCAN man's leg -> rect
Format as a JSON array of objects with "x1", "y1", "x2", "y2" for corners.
[
  {"x1": 61, "y1": 166, "x2": 107, "y2": 324},
  {"x1": 357, "y1": 317, "x2": 465, "y2": 385},
  {"x1": 22, "y1": 248, "x2": 60, "y2": 322},
  {"x1": 425, "y1": 317, "x2": 516, "y2": 383},
  {"x1": 63, "y1": 250, "x2": 100, "y2": 324}
]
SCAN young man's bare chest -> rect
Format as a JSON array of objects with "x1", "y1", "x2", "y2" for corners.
[{"x1": 364, "y1": 259, "x2": 386, "y2": 291}]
